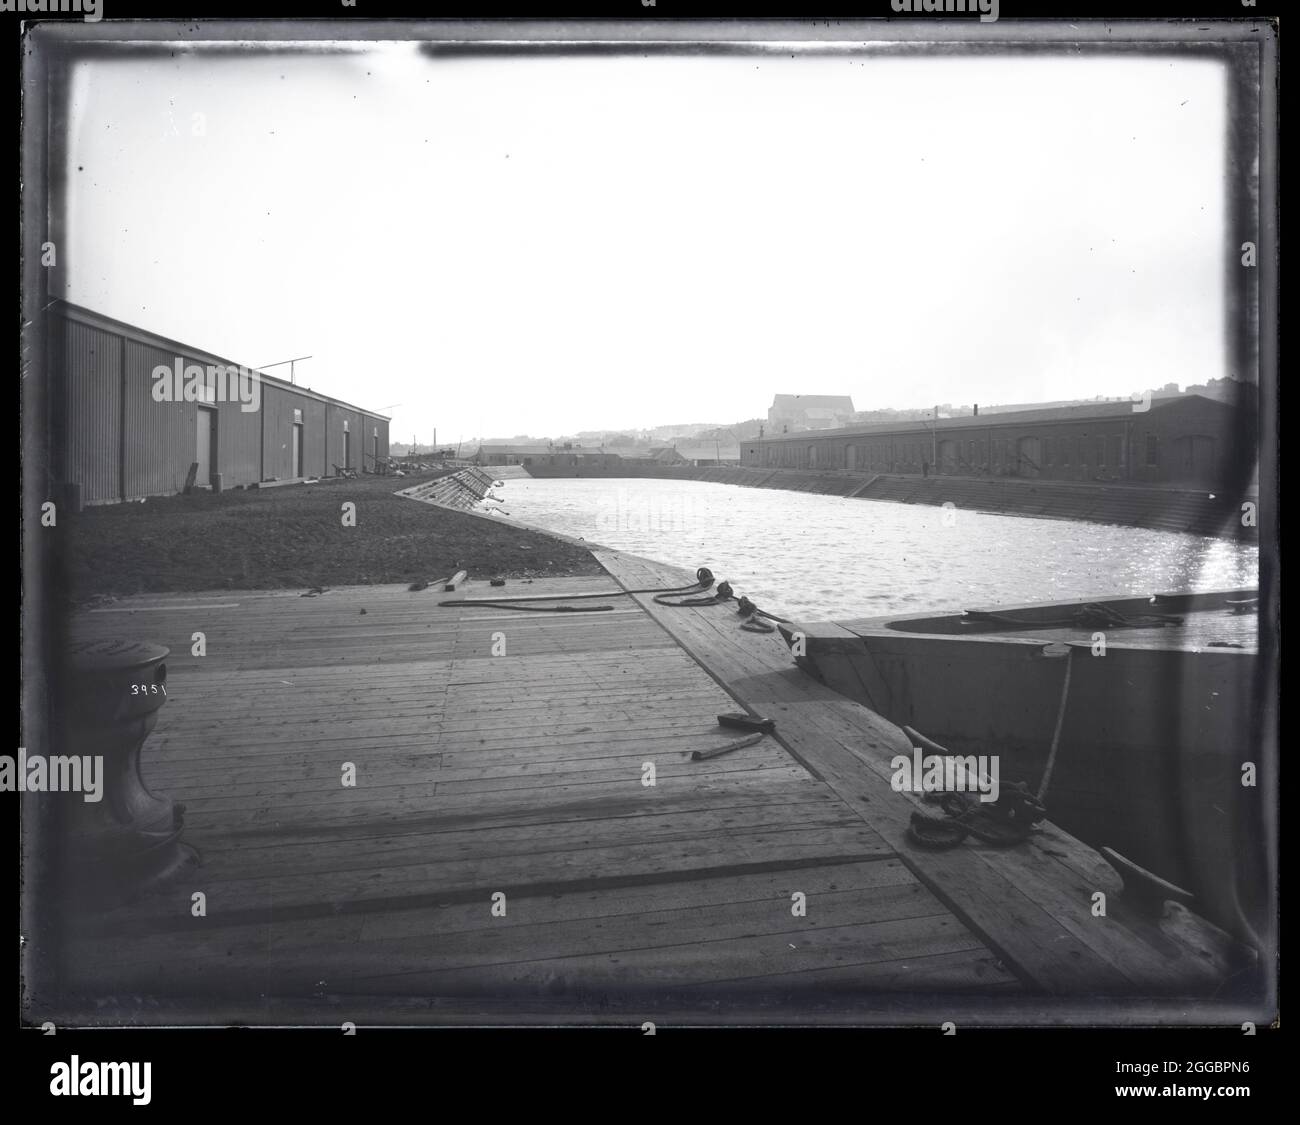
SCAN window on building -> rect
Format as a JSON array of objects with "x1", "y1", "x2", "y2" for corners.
[
  {"x1": 1146, "y1": 434, "x2": 1159, "y2": 467},
  {"x1": 1096, "y1": 437, "x2": 1106, "y2": 466},
  {"x1": 1060, "y1": 439, "x2": 1070, "y2": 466},
  {"x1": 1045, "y1": 439, "x2": 1054, "y2": 466}
]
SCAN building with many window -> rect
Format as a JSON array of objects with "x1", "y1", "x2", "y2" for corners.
[{"x1": 742, "y1": 395, "x2": 1252, "y2": 489}]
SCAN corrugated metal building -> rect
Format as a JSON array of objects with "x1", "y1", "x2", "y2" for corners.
[
  {"x1": 743, "y1": 395, "x2": 1254, "y2": 489},
  {"x1": 46, "y1": 301, "x2": 391, "y2": 504}
]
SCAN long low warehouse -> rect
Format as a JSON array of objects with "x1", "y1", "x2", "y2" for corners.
[
  {"x1": 741, "y1": 394, "x2": 1254, "y2": 491},
  {"x1": 45, "y1": 301, "x2": 391, "y2": 505}
]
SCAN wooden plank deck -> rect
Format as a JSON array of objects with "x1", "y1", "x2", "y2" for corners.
[
  {"x1": 42, "y1": 554, "x2": 1241, "y2": 1025},
  {"x1": 592, "y1": 551, "x2": 1243, "y2": 1002},
  {"x1": 51, "y1": 571, "x2": 1018, "y2": 1025}
]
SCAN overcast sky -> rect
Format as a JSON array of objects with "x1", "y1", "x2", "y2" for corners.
[{"x1": 61, "y1": 44, "x2": 1228, "y2": 442}]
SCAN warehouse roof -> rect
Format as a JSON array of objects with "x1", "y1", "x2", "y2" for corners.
[
  {"x1": 750, "y1": 395, "x2": 1232, "y2": 443},
  {"x1": 52, "y1": 300, "x2": 392, "y2": 421}
]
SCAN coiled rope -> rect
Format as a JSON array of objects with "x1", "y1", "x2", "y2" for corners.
[
  {"x1": 655, "y1": 581, "x2": 791, "y2": 639},
  {"x1": 440, "y1": 564, "x2": 788, "y2": 632},
  {"x1": 655, "y1": 580, "x2": 733, "y2": 607},
  {"x1": 734, "y1": 594, "x2": 793, "y2": 629}
]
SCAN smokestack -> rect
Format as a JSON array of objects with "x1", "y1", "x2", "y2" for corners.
[{"x1": 974, "y1": 403, "x2": 979, "y2": 416}]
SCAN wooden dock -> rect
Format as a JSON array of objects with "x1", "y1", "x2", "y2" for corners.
[{"x1": 38, "y1": 552, "x2": 1252, "y2": 1026}]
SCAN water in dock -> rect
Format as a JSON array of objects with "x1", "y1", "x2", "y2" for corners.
[{"x1": 494, "y1": 477, "x2": 1258, "y2": 621}]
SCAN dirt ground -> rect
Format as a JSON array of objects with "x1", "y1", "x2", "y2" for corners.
[{"x1": 58, "y1": 471, "x2": 605, "y2": 601}]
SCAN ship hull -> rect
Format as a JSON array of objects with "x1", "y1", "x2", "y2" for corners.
[{"x1": 783, "y1": 590, "x2": 1266, "y2": 939}]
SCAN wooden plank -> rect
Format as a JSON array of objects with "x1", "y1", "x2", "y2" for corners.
[
  {"x1": 704, "y1": 948, "x2": 1019, "y2": 993},
  {"x1": 84, "y1": 823, "x2": 891, "y2": 934},
  {"x1": 55, "y1": 571, "x2": 1025, "y2": 1017},
  {"x1": 191, "y1": 802, "x2": 875, "y2": 882},
  {"x1": 349, "y1": 914, "x2": 982, "y2": 993},
  {"x1": 189, "y1": 776, "x2": 842, "y2": 848},
  {"x1": 154, "y1": 765, "x2": 816, "y2": 835},
  {"x1": 594, "y1": 548, "x2": 1223, "y2": 994},
  {"x1": 83, "y1": 869, "x2": 912, "y2": 982}
]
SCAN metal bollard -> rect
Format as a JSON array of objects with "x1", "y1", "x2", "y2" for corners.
[{"x1": 57, "y1": 640, "x2": 197, "y2": 906}]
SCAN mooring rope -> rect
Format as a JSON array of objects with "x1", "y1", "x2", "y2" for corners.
[
  {"x1": 654, "y1": 580, "x2": 733, "y2": 607},
  {"x1": 440, "y1": 564, "x2": 789, "y2": 632},
  {"x1": 1037, "y1": 646, "x2": 1075, "y2": 802}
]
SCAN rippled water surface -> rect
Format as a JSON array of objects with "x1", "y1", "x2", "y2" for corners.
[{"x1": 492, "y1": 477, "x2": 1257, "y2": 621}]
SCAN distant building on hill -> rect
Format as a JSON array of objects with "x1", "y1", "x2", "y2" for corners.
[{"x1": 768, "y1": 394, "x2": 856, "y2": 434}]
